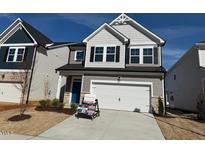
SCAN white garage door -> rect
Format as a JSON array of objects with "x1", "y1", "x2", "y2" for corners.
[
  {"x1": 0, "y1": 83, "x2": 22, "y2": 103},
  {"x1": 92, "y1": 82, "x2": 151, "y2": 112}
]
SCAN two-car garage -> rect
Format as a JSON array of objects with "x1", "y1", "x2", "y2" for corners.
[{"x1": 91, "y1": 80, "x2": 152, "y2": 112}]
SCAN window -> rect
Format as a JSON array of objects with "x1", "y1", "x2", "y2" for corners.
[
  {"x1": 143, "y1": 48, "x2": 153, "y2": 64},
  {"x1": 94, "y1": 47, "x2": 104, "y2": 62},
  {"x1": 75, "y1": 50, "x2": 84, "y2": 62},
  {"x1": 106, "y1": 47, "x2": 116, "y2": 62},
  {"x1": 130, "y1": 48, "x2": 140, "y2": 64},
  {"x1": 7, "y1": 47, "x2": 25, "y2": 62},
  {"x1": 174, "y1": 74, "x2": 176, "y2": 80}
]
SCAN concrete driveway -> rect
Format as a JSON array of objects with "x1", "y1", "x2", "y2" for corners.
[{"x1": 36, "y1": 110, "x2": 164, "y2": 140}]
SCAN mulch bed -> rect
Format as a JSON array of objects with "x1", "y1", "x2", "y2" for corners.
[
  {"x1": 35, "y1": 106, "x2": 76, "y2": 115},
  {"x1": 8, "y1": 114, "x2": 32, "y2": 121}
]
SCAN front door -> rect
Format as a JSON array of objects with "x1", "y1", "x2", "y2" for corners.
[{"x1": 71, "y1": 80, "x2": 81, "y2": 104}]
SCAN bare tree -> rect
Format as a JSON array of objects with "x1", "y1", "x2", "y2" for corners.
[
  {"x1": 11, "y1": 69, "x2": 30, "y2": 115},
  {"x1": 43, "y1": 76, "x2": 51, "y2": 99}
]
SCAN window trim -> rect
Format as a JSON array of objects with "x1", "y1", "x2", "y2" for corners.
[
  {"x1": 129, "y1": 46, "x2": 154, "y2": 64},
  {"x1": 106, "y1": 46, "x2": 116, "y2": 62},
  {"x1": 74, "y1": 50, "x2": 85, "y2": 62},
  {"x1": 129, "y1": 48, "x2": 140, "y2": 64},
  {"x1": 143, "y1": 48, "x2": 154, "y2": 64},
  {"x1": 92, "y1": 45, "x2": 118, "y2": 62},
  {"x1": 94, "y1": 46, "x2": 104, "y2": 62},
  {"x1": 6, "y1": 47, "x2": 26, "y2": 63}
]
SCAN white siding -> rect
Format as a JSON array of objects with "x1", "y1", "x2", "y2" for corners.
[
  {"x1": 198, "y1": 49, "x2": 205, "y2": 67},
  {"x1": 113, "y1": 24, "x2": 156, "y2": 45},
  {"x1": 85, "y1": 28, "x2": 125, "y2": 68},
  {"x1": 29, "y1": 46, "x2": 69, "y2": 101}
]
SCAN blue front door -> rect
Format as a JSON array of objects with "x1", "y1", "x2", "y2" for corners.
[{"x1": 71, "y1": 81, "x2": 81, "y2": 104}]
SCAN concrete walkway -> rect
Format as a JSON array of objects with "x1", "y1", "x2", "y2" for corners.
[{"x1": 36, "y1": 110, "x2": 164, "y2": 140}]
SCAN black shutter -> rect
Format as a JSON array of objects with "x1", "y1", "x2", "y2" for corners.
[
  {"x1": 23, "y1": 47, "x2": 28, "y2": 62},
  {"x1": 154, "y1": 47, "x2": 158, "y2": 64},
  {"x1": 4, "y1": 47, "x2": 9, "y2": 62},
  {"x1": 90, "y1": 46, "x2": 95, "y2": 62},
  {"x1": 116, "y1": 46, "x2": 120, "y2": 62},
  {"x1": 125, "y1": 47, "x2": 130, "y2": 64}
]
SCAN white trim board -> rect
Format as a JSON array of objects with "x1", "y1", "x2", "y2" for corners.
[
  {"x1": 0, "y1": 43, "x2": 35, "y2": 47},
  {"x1": 0, "y1": 69, "x2": 31, "y2": 72},
  {"x1": 0, "y1": 21, "x2": 37, "y2": 45},
  {"x1": 110, "y1": 14, "x2": 165, "y2": 44},
  {"x1": 83, "y1": 23, "x2": 129, "y2": 43}
]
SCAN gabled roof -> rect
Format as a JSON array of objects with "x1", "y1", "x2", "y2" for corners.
[
  {"x1": 83, "y1": 23, "x2": 129, "y2": 43},
  {"x1": 110, "y1": 13, "x2": 165, "y2": 45},
  {"x1": 0, "y1": 18, "x2": 53, "y2": 47}
]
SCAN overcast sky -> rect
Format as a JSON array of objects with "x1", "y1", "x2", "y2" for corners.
[{"x1": 0, "y1": 13, "x2": 205, "y2": 69}]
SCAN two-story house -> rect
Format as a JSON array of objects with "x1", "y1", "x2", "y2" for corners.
[
  {"x1": 0, "y1": 18, "x2": 68, "y2": 104},
  {"x1": 166, "y1": 42, "x2": 205, "y2": 112},
  {"x1": 56, "y1": 14, "x2": 166, "y2": 113}
]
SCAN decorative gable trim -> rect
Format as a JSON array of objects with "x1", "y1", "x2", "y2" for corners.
[
  {"x1": 110, "y1": 14, "x2": 165, "y2": 45},
  {"x1": 83, "y1": 23, "x2": 129, "y2": 43},
  {"x1": 0, "y1": 18, "x2": 37, "y2": 45}
]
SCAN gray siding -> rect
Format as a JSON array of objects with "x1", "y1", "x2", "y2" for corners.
[
  {"x1": 166, "y1": 46, "x2": 205, "y2": 111},
  {"x1": 112, "y1": 24, "x2": 156, "y2": 45},
  {"x1": 82, "y1": 75, "x2": 163, "y2": 97},
  {"x1": 85, "y1": 28, "x2": 125, "y2": 68},
  {"x1": 29, "y1": 46, "x2": 69, "y2": 101}
]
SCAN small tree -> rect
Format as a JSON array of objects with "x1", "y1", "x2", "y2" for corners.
[
  {"x1": 158, "y1": 96, "x2": 164, "y2": 116},
  {"x1": 43, "y1": 77, "x2": 51, "y2": 99},
  {"x1": 12, "y1": 70, "x2": 30, "y2": 115},
  {"x1": 196, "y1": 93, "x2": 205, "y2": 120}
]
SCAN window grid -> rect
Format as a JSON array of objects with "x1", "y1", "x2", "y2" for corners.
[
  {"x1": 94, "y1": 47, "x2": 104, "y2": 62},
  {"x1": 130, "y1": 48, "x2": 140, "y2": 64},
  {"x1": 106, "y1": 47, "x2": 116, "y2": 62},
  {"x1": 143, "y1": 48, "x2": 153, "y2": 64},
  {"x1": 6, "y1": 47, "x2": 25, "y2": 62}
]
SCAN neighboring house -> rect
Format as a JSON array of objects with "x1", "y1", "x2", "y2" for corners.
[
  {"x1": 0, "y1": 18, "x2": 68, "y2": 103},
  {"x1": 56, "y1": 14, "x2": 166, "y2": 112},
  {"x1": 166, "y1": 42, "x2": 205, "y2": 112}
]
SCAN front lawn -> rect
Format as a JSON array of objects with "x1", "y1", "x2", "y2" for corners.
[
  {"x1": 155, "y1": 109, "x2": 205, "y2": 140},
  {"x1": 0, "y1": 107, "x2": 74, "y2": 136}
]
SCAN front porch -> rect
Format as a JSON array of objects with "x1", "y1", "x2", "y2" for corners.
[{"x1": 58, "y1": 75, "x2": 84, "y2": 108}]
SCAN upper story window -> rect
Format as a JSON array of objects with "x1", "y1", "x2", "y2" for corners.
[
  {"x1": 174, "y1": 74, "x2": 176, "y2": 80},
  {"x1": 7, "y1": 47, "x2": 25, "y2": 62},
  {"x1": 130, "y1": 48, "x2": 140, "y2": 64},
  {"x1": 94, "y1": 47, "x2": 104, "y2": 62},
  {"x1": 106, "y1": 47, "x2": 116, "y2": 62},
  {"x1": 75, "y1": 50, "x2": 84, "y2": 62},
  {"x1": 143, "y1": 48, "x2": 153, "y2": 64}
]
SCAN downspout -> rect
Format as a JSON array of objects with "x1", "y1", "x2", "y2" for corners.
[
  {"x1": 26, "y1": 45, "x2": 38, "y2": 104},
  {"x1": 163, "y1": 71, "x2": 167, "y2": 115}
]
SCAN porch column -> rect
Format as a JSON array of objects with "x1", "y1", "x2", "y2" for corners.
[{"x1": 56, "y1": 75, "x2": 62, "y2": 99}]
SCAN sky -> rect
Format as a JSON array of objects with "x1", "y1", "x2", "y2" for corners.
[{"x1": 0, "y1": 13, "x2": 205, "y2": 69}]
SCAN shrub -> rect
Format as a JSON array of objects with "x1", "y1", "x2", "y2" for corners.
[
  {"x1": 70, "y1": 103, "x2": 78, "y2": 110},
  {"x1": 196, "y1": 93, "x2": 205, "y2": 120},
  {"x1": 52, "y1": 99, "x2": 59, "y2": 107},
  {"x1": 39, "y1": 99, "x2": 51, "y2": 108},
  {"x1": 51, "y1": 99, "x2": 64, "y2": 110},
  {"x1": 158, "y1": 96, "x2": 164, "y2": 116}
]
